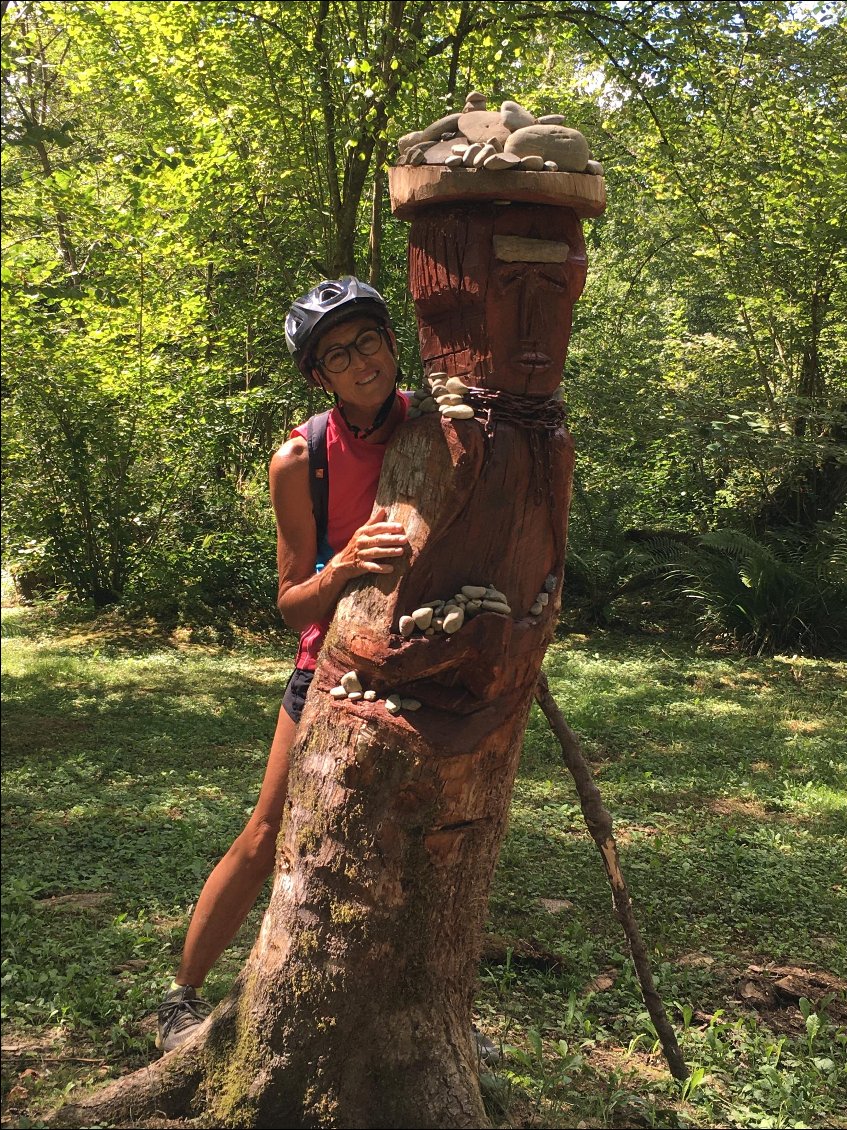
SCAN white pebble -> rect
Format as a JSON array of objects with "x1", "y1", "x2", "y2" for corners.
[
  {"x1": 461, "y1": 584, "x2": 487, "y2": 599},
  {"x1": 330, "y1": 686, "x2": 348, "y2": 699},
  {"x1": 544, "y1": 574, "x2": 557, "y2": 593},
  {"x1": 428, "y1": 371, "x2": 448, "y2": 381},
  {"x1": 445, "y1": 376, "x2": 470, "y2": 393},
  {"x1": 401, "y1": 698, "x2": 421, "y2": 711},
  {"x1": 348, "y1": 690, "x2": 363, "y2": 701},
  {"x1": 445, "y1": 154, "x2": 464, "y2": 168},
  {"x1": 399, "y1": 615, "x2": 415, "y2": 638},
  {"x1": 443, "y1": 608, "x2": 465, "y2": 634},
  {"x1": 363, "y1": 690, "x2": 377, "y2": 701},
  {"x1": 412, "y1": 606, "x2": 434, "y2": 630},
  {"x1": 462, "y1": 143, "x2": 482, "y2": 166},
  {"x1": 485, "y1": 587, "x2": 509, "y2": 604},
  {"x1": 440, "y1": 404, "x2": 475, "y2": 419},
  {"x1": 530, "y1": 602, "x2": 543, "y2": 616},
  {"x1": 340, "y1": 671, "x2": 362, "y2": 694},
  {"x1": 386, "y1": 694, "x2": 402, "y2": 715},
  {"x1": 436, "y1": 393, "x2": 465, "y2": 406},
  {"x1": 452, "y1": 143, "x2": 469, "y2": 155},
  {"x1": 537, "y1": 592, "x2": 549, "y2": 606},
  {"x1": 544, "y1": 160, "x2": 559, "y2": 172}
]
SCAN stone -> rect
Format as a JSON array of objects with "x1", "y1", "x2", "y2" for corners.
[
  {"x1": 584, "y1": 159, "x2": 604, "y2": 176},
  {"x1": 537, "y1": 114, "x2": 566, "y2": 125},
  {"x1": 504, "y1": 124, "x2": 589, "y2": 171},
  {"x1": 386, "y1": 694, "x2": 402, "y2": 715},
  {"x1": 481, "y1": 599, "x2": 512, "y2": 615},
  {"x1": 451, "y1": 143, "x2": 469, "y2": 155},
  {"x1": 465, "y1": 600, "x2": 482, "y2": 615},
  {"x1": 466, "y1": 90, "x2": 486, "y2": 106},
  {"x1": 519, "y1": 154, "x2": 545, "y2": 171},
  {"x1": 530, "y1": 602, "x2": 543, "y2": 616},
  {"x1": 432, "y1": 618, "x2": 445, "y2": 632},
  {"x1": 445, "y1": 376, "x2": 470, "y2": 393},
  {"x1": 341, "y1": 671, "x2": 363, "y2": 694},
  {"x1": 440, "y1": 131, "x2": 457, "y2": 141},
  {"x1": 461, "y1": 585, "x2": 487, "y2": 599},
  {"x1": 418, "y1": 397, "x2": 437, "y2": 413},
  {"x1": 430, "y1": 383, "x2": 448, "y2": 397},
  {"x1": 422, "y1": 139, "x2": 464, "y2": 165},
  {"x1": 440, "y1": 404, "x2": 475, "y2": 420},
  {"x1": 453, "y1": 593, "x2": 468, "y2": 604},
  {"x1": 544, "y1": 574, "x2": 558, "y2": 593},
  {"x1": 399, "y1": 615, "x2": 415, "y2": 638},
  {"x1": 397, "y1": 130, "x2": 425, "y2": 153},
  {"x1": 483, "y1": 134, "x2": 504, "y2": 152},
  {"x1": 408, "y1": 147, "x2": 427, "y2": 166},
  {"x1": 445, "y1": 155, "x2": 464, "y2": 168},
  {"x1": 419, "y1": 112, "x2": 463, "y2": 143},
  {"x1": 422, "y1": 599, "x2": 443, "y2": 609},
  {"x1": 401, "y1": 698, "x2": 422, "y2": 711},
  {"x1": 443, "y1": 608, "x2": 465, "y2": 634},
  {"x1": 412, "y1": 606, "x2": 434, "y2": 630},
  {"x1": 473, "y1": 142, "x2": 497, "y2": 168},
  {"x1": 330, "y1": 686, "x2": 348, "y2": 699},
  {"x1": 462, "y1": 143, "x2": 482, "y2": 167},
  {"x1": 544, "y1": 160, "x2": 559, "y2": 172},
  {"x1": 363, "y1": 690, "x2": 377, "y2": 701},
  {"x1": 483, "y1": 152, "x2": 521, "y2": 171},
  {"x1": 457, "y1": 111, "x2": 510, "y2": 147},
  {"x1": 500, "y1": 100, "x2": 535, "y2": 131},
  {"x1": 537, "y1": 592, "x2": 549, "y2": 606},
  {"x1": 485, "y1": 587, "x2": 509, "y2": 603},
  {"x1": 436, "y1": 393, "x2": 465, "y2": 406},
  {"x1": 424, "y1": 628, "x2": 436, "y2": 637},
  {"x1": 348, "y1": 690, "x2": 364, "y2": 701}
]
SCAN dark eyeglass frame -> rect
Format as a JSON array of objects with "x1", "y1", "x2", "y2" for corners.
[{"x1": 315, "y1": 325, "x2": 388, "y2": 375}]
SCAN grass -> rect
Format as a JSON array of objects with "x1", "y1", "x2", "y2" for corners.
[{"x1": 2, "y1": 603, "x2": 845, "y2": 1128}]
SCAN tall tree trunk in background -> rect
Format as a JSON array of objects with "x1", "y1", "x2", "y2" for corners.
[{"x1": 52, "y1": 167, "x2": 604, "y2": 1129}]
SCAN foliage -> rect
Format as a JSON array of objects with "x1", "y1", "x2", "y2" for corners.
[
  {"x1": 2, "y1": 609, "x2": 845, "y2": 1127},
  {"x1": 2, "y1": 1, "x2": 846, "y2": 636},
  {"x1": 652, "y1": 523, "x2": 847, "y2": 656}
]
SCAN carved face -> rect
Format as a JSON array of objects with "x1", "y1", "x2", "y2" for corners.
[{"x1": 409, "y1": 203, "x2": 587, "y2": 394}]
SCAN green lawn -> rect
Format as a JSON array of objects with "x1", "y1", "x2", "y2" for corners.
[{"x1": 2, "y1": 605, "x2": 845, "y2": 1129}]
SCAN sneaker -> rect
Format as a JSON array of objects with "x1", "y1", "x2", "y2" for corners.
[
  {"x1": 473, "y1": 1026, "x2": 501, "y2": 1066},
  {"x1": 156, "y1": 985, "x2": 213, "y2": 1053}
]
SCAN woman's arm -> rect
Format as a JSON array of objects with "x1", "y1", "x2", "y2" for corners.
[{"x1": 269, "y1": 436, "x2": 408, "y2": 634}]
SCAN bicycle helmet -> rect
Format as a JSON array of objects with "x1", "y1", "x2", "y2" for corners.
[{"x1": 285, "y1": 276, "x2": 392, "y2": 378}]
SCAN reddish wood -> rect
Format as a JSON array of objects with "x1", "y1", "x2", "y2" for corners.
[{"x1": 389, "y1": 165, "x2": 606, "y2": 218}]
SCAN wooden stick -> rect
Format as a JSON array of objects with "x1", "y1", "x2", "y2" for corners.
[{"x1": 534, "y1": 671, "x2": 689, "y2": 1081}]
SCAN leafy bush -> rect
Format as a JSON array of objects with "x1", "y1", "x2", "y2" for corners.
[{"x1": 657, "y1": 523, "x2": 847, "y2": 656}]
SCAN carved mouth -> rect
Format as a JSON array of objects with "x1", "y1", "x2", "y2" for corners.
[{"x1": 512, "y1": 351, "x2": 551, "y2": 369}]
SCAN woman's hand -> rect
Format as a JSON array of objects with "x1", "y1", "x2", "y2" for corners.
[{"x1": 331, "y1": 507, "x2": 409, "y2": 579}]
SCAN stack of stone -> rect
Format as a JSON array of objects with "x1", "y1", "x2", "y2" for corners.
[
  {"x1": 397, "y1": 583, "x2": 512, "y2": 641},
  {"x1": 329, "y1": 670, "x2": 421, "y2": 715},
  {"x1": 395, "y1": 92, "x2": 603, "y2": 176},
  {"x1": 407, "y1": 372, "x2": 476, "y2": 421}
]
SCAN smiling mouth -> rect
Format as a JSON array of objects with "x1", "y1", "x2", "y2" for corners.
[{"x1": 357, "y1": 372, "x2": 380, "y2": 386}]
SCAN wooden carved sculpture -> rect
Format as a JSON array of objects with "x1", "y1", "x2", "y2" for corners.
[{"x1": 53, "y1": 101, "x2": 606, "y2": 1130}]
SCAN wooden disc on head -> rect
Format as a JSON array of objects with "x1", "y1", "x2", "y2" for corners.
[{"x1": 389, "y1": 165, "x2": 606, "y2": 218}]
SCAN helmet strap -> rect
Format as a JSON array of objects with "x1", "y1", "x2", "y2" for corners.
[{"x1": 335, "y1": 364, "x2": 403, "y2": 440}]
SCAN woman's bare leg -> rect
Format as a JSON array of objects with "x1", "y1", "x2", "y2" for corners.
[{"x1": 175, "y1": 703, "x2": 297, "y2": 988}]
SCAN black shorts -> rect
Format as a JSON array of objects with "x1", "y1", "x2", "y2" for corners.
[{"x1": 281, "y1": 667, "x2": 314, "y2": 724}]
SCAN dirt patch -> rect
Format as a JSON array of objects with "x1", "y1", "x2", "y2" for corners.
[
  {"x1": 34, "y1": 891, "x2": 113, "y2": 912},
  {"x1": 709, "y1": 796, "x2": 770, "y2": 820}
]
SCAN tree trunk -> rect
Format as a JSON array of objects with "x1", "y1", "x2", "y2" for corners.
[{"x1": 52, "y1": 169, "x2": 604, "y2": 1130}]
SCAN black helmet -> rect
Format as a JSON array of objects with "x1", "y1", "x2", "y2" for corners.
[{"x1": 285, "y1": 276, "x2": 391, "y2": 377}]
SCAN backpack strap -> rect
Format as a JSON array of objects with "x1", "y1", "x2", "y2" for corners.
[{"x1": 305, "y1": 410, "x2": 333, "y2": 569}]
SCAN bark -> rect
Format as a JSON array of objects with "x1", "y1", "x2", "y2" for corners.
[{"x1": 52, "y1": 174, "x2": 603, "y2": 1130}]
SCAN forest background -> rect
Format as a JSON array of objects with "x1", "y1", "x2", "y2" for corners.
[{"x1": 2, "y1": 0, "x2": 845, "y2": 655}]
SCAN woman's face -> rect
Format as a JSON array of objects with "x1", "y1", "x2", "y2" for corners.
[{"x1": 311, "y1": 315, "x2": 398, "y2": 407}]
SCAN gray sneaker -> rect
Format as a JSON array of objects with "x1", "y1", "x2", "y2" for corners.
[{"x1": 156, "y1": 985, "x2": 212, "y2": 1053}]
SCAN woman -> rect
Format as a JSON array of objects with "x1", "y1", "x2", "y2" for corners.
[{"x1": 156, "y1": 277, "x2": 410, "y2": 1052}]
